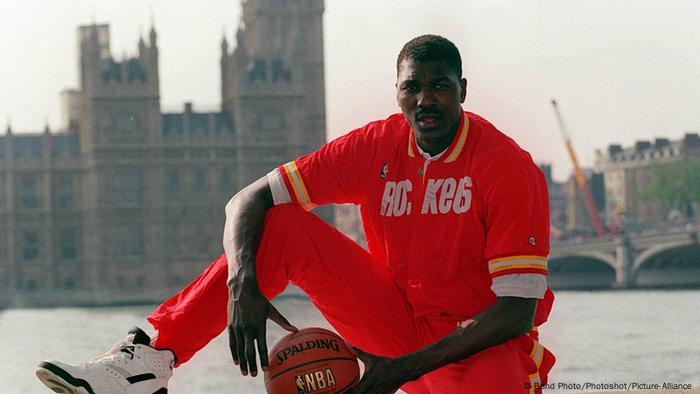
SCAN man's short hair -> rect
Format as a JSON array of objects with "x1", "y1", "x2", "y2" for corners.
[{"x1": 396, "y1": 35, "x2": 462, "y2": 78}]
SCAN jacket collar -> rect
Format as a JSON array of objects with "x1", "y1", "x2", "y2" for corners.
[{"x1": 407, "y1": 111, "x2": 469, "y2": 163}]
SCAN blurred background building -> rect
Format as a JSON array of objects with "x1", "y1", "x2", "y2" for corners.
[
  {"x1": 563, "y1": 169, "x2": 605, "y2": 234},
  {"x1": 539, "y1": 164, "x2": 566, "y2": 238},
  {"x1": 595, "y1": 133, "x2": 700, "y2": 230},
  {"x1": 0, "y1": 0, "x2": 327, "y2": 307},
  {"x1": 3, "y1": 0, "x2": 700, "y2": 307}
]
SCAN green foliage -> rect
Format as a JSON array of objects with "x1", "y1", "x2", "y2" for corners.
[{"x1": 639, "y1": 158, "x2": 700, "y2": 219}]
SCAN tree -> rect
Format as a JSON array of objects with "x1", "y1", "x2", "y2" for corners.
[{"x1": 639, "y1": 157, "x2": 700, "y2": 221}]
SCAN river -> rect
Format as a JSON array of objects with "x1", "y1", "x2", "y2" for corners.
[{"x1": 1, "y1": 290, "x2": 698, "y2": 393}]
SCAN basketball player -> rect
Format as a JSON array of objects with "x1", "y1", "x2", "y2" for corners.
[{"x1": 37, "y1": 35, "x2": 555, "y2": 394}]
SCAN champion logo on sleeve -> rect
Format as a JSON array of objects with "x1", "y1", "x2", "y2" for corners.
[{"x1": 380, "y1": 162, "x2": 389, "y2": 179}]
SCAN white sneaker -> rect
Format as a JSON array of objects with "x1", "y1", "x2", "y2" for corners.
[{"x1": 36, "y1": 327, "x2": 174, "y2": 394}]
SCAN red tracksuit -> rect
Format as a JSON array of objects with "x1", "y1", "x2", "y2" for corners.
[{"x1": 148, "y1": 111, "x2": 555, "y2": 393}]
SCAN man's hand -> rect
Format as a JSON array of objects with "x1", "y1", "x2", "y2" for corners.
[
  {"x1": 346, "y1": 347, "x2": 409, "y2": 394},
  {"x1": 222, "y1": 176, "x2": 295, "y2": 377},
  {"x1": 227, "y1": 274, "x2": 297, "y2": 377}
]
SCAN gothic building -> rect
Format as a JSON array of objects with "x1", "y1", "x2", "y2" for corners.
[{"x1": 0, "y1": 0, "x2": 327, "y2": 307}]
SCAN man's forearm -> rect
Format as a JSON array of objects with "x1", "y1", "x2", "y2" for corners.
[
  {"x1": 222, "y1": 176, "x2": 274, "y2": 290},
  {"x1": 396, "y1": 297, "x2": 537, "y2": 382}
]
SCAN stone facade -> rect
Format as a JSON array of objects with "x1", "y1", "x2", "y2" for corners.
[
  {"x1": 595, "y1": 134, "x2": 700, "y2": 229},
  {"x1": 563, "y1": 170, "x2": 605, "y2": 235},
  {"x1": 538, "y1": 164, "x2": 566, "y2": 239},
  {"x1": 0, "y1": 0, "x2": 328, "y2": 308}
]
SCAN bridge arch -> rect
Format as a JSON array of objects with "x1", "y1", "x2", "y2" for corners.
[
  {"x1": 634, "y1": 243, "x2": 700, "y2": 287},
  {"x1": 633, "y1": 242, "x2": 688, "y2": 271},
  {"x1": 551, "y1": 251, "x2": 617, "y2": 269},
  {"x1": 548, "y1": 252, "x2": 617, "y2": 289}
]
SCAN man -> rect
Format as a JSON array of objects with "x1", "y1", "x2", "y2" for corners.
[{"x1": 36, "y1": 35, "x2": 554, "y2": 394}]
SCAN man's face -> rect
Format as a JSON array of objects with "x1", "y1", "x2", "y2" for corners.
[{"x1": 396, "y1": 58, "x2": 467, "y2": 147}]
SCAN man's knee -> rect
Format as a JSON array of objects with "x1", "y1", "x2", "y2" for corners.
[{"x1": 264, "y1": 204, "x2": 311, "y2": 223}]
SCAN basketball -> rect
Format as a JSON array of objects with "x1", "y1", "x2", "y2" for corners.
[{"x1": 264, "y1": 327, "x2": 360, "y2": 394}]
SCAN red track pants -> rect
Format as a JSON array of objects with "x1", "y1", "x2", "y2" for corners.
[{"x1": 147, "y1": 205, "x2": 553, "y2": 394}]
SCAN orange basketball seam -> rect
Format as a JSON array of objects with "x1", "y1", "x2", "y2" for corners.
[{"x1": 277, "y1": 330, "x2": 342, "y2": 341}]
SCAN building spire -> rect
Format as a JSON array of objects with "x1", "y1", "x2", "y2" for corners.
[
  {"x1": 139, "y1": 32, "x2": 146, "y2": 55},
  {"x1": 149, "y1": 25, "x2": 157, "y2": 46},
  {"x1": 139, "y1": 25, "x2": 146, "y2": 46},
  {"x1": 149, "y1": 7, "x2": 157, "y2": 46},
  {"x1": 221, "y1": 27, "x2": 229, "y2": 53}
]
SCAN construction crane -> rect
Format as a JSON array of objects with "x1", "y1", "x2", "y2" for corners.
[{"x1": 551, "y1": 99, "x2": 606, "y2": 237}]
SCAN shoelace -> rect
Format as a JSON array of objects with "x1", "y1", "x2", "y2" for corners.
[{"x1": 84, "y1": 339, "x2": 131, "y2": 364}]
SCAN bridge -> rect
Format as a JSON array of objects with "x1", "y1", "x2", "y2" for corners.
[{"x1": 549, "y1": 228, "x2": 700, "y2": 289}]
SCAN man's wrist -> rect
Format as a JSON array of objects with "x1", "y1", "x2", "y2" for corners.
[
  {"x1": 391, "y1": 354, "x2": 422, "y2": 383},
  {"x1": 228, "y1": 268, "x2": 258, "y2": 293}
]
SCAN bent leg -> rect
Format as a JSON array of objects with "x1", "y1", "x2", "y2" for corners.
[
  {"x1": 254, "y1": 205, "x2": 419, "y2": 358},
  {"x1": 148, "y1": 205, "x2": 420, "y2": 365}
]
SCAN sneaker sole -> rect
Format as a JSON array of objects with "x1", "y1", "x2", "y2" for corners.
[
  {"x1": 36, "y1": 362, "x2": 94, "y2": 394},
  {"x1": 36, "y1": 362, "x2": 169, "y2": 394}
]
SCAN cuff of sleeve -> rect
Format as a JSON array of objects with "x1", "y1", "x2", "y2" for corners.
[
  {"x1": 267, "y1": 168, "x2": 292, "y2": 205},
  {"x1": 491, "y1": 274, "x2": 547, "y2": 299}
]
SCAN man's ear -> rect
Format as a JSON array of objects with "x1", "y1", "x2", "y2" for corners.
[
  {"x1": 395, "y1": 82, "x2": 401, "y2": 108},
  {"x1": 460, "y1": 78, "x2": 467, "y2": 103}
]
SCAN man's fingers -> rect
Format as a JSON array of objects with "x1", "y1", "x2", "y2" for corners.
[
  {"x1": 268, "y1": 304, "x2": 298, "y2": 332},
  {"x1": 257, "y1": 327, "x2": 270, "y2": 372},
  {"x1": 245, "y1": 331, "x2": 259, "y2": 377},
  {"x1": 236, "y1": 329, "x2": 248, "y2": 376},
  {"x1": 228, "y1": 326, "x2": 239, "y2": 366}
]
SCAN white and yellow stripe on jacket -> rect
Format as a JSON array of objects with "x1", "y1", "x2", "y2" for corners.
[
  {"x1": 280, "y1": 161, "x2": 316, "y2": 211},
  {"x1": 527, "y1": 339, "x2": 546, "y2": 393},
  {"x1": 488, "y1": 255, "x2": 548, "y2": 278}
]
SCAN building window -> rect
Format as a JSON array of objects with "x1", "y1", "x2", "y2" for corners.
[
  {"x1": 261, "y1": 112, "x2": 283, "y2": 132},
  {"x1": 116, "y1": 113, "x2": 137, "y2": 135},
  {"x1": 165, "y1": 225, "x2": 179, "y2": 258},
  {"x1": 112, "y1": 168, "x2": 143, "y2": 206},
  {"x1": 115, "y1": 224, "x2": 144, "y2": 257},
  {"x1": 194, "y1": 169, "x2": 206, "y2": 201},
  {"x1": 59, "y1": 228, "x2": 77, "y2": 259},
  {"x1": 14, "y1": 138, "x2": 42, "y2": 159},
  {"x1": 247, "y1": 59, "x2": 267, "y2": 82},
  {"x1": 19, "y1": 175, "x2": 40, "y2": 209},
  {"x1": 54, "y1": 175, "x2": 76, "y2": 209},
  {"x1": 166, "y1": 169, "x2": 180, "y2": 203},
  {"x1": 0, "y1": 175, "x2": 5, "y2": 209},
  {"x1": 26, "y1": 279, "x2": 38, "y2": 290},
  {"x1": 23, "y1": 231, "x2": 40, "y2": 260},
  {"x1": 196, "y1": 225, "x2": 211, "y2": 255},
  {"x1": 220, "y1": 169, "x2": 233, "y2": 201},
  {"x1": 271, "y1": 59, "x2": 291, "y2": 82}
]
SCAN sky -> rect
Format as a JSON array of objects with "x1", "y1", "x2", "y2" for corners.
[{"x1": 2, "y1": 1, "x2": 700, "y2": 181}]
